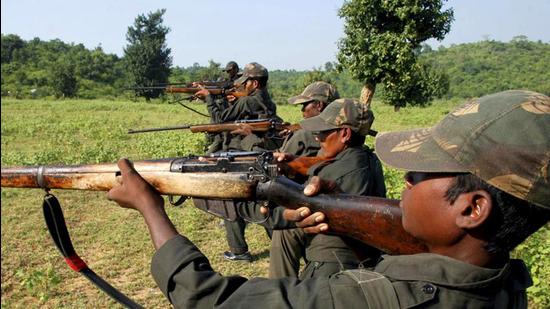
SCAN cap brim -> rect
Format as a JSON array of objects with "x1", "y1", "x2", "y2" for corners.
[
  {"x1": 375, "y1": 128, "x2": 467, "y2": 173},
  {"x1": 234, "y1": 75, "x2": 248, "y2": 86},
  {"x1": 300, "y1": 115, "x2": 340, "y2": 132},
  {"x1": 287, "y1": 95, "x2": 314, "y2": 105}
]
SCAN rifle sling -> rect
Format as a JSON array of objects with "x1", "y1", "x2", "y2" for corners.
[
  {"x1": 173, "y1": 98, "x2": 210, "y2": 118},
  {"x1": 42, "y1": 193, "x2": 143, "y2": 309}
]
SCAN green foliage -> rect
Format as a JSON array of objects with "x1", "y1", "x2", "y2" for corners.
[
  {"x1": 337, "y1": 0, "x2": 453, "y2": 105},
  {"x1": 379, "y1": 60, "x2": 450, "y2": 109},
  {"x1": 513, "y1": 225, "x2": 550, "y2": 309},
  {"x1": 49, "y1": 59, "x2": 78, "y2": 98},
  {"x1": 1, "y1": 34, "x2": 126, "y2": 99},
  {"x1": 123, "y1": 9, "x2": 172, "y2": 100},
  {"x1": 1, "y1": 32, "x2": 548, "y2": 106},
  {"x1": 1, "y1": 98, "x2": 548, "y2": 306},
  {"x1": 15, "y1": 267, "x2": 62, "y2": 302},
  {"x1": 426, "y1": 38, "x2": 550, "y2": 97}
]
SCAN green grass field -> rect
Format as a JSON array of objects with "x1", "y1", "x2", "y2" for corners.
[{"x1": 1, "y1": 98, "x2": 549, "y2": 308}]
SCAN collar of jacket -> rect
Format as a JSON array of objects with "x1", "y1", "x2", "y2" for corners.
[{"x1": 375, "y1": 253, "x2": 532, "y2": 291}]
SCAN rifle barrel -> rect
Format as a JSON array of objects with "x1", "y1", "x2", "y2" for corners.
[{"x1": 127, "y1": 124, "x2": 192, "y2": 134}]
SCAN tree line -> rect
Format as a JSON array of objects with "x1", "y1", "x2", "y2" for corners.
[{"x1": 2, "y1": 32, "x2": 548, "y2": 104}]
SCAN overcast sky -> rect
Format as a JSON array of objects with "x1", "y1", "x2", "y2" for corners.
[{"x1": 2, "y1": 0, "x2": 549, "y2": 70}]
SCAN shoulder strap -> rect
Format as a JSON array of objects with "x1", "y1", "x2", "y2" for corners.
[{"x1": 343, "y1": 269, "x2": 400, "y2": 309}]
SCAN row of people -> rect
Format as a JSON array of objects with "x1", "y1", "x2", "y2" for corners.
[{"x1": 108, "y1": 88, "x2": 550, "y2": 307}]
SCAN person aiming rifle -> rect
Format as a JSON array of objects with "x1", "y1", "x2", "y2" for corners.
[
  {"x1": 106, "y1": 90, "x2": 549, "y2": 308},
  {"x1": 195, "y1": 62, "x2": 283, "y2": 262}
]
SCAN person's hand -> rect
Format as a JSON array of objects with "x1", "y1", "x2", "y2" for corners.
[
  {"x1": 194, "y1": 88, "x2": 210, "y2": 99},
  {"x1": 107, "y1": 158, "x2": 178, "y2": 250},
  {"x1": 226, "y1": 94, "x2": 237, "y2": 103},
  {"x1": 283, "y1": 207, "x2": 328, "y2": 234},
  {"x1": 278, "y1": 128, "x2": 292, "y2": 137},
  {"x1": 230, "y1": 123, "x2": 253, "y2": 136},
  {"x1": 273, "y1": 151, "x2": 296, "y2": 163},
  {"x1": 107, "y1": 158, "x2": 164, "y2": 214},
  {"x1": 304, "y1": 176, "x2": 342, "y2": 196}
]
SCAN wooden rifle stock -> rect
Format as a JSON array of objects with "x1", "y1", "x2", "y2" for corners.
[
  {"x1": 164, "y1": 86, "x2": 247, "y2": 98},
  {"x1": 128, "y1": 119, "x2": 301, "y2": 135},
  {"x1": 1, "y1": 154, "x2": 427, "y2": 255},
  {"x1": 256, "y1": 177, "x2": 427, "y2": 255}
]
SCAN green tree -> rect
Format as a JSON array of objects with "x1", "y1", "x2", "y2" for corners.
[
  {"x1": 337, "y1": 0, "x2": 453, "y2": 107},
  {"x1": 124, "y1": 9, "x2": 172, "y2": 101},
  {"x1": 49, "y1": 59, "x2": 78, "y2": 98},
  {"x1": 1, "y1": 34, "x2": 26, "y2": 63},
  {"x1": 381, "y1": 60, "x2": 449, "y2": 109}
]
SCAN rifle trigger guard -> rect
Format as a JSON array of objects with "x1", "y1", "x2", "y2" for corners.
[{"x1": 169, "y1": 195, "x2": 187, "y2": 206}]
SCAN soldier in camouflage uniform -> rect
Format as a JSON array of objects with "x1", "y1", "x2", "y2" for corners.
[
  {"x1": 196, "y1": 62, "x2": 280, "y2": 261},
  {"x1": 108, "y1": 90, "x2": 550, "y2": 308},
  {"x1": 196, "y1": 62, "x2": 278, "y2": 152},
  {"x1": 276, "y1": 98, "x2": 387, "y2": 280},
  {"x1": 204, "y1": 61, "x2": 242, "y2": 153},
  {"x1": 269, "y1": 83, "x2": 381, "y2": 278}
]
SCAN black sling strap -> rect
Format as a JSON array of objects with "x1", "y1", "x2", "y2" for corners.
[{"x1": 42, "y1": 193, "x2": 144, "y2": 309}]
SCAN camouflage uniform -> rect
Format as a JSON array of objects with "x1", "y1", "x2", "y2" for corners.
[{"x1": 151, "y1": 90, "x2": 549, "y2": 308}]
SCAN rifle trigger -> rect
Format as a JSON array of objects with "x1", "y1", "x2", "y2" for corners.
[{"x1": 169, "y1": 195, "x2": 187, "y2": 206}]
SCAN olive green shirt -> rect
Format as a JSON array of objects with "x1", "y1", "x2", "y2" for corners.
[
  {"x1": 206, "y1": 88, "x2": 277, "y2": 123},
  {"x1": 151, "y1": 235, "x2": 532, "y2": 308},
  {"x1": 206, "y1": 88, "x2": 278, "y2": 151},
  {"x1": 303, "y1": 145, "x2": 386, "y2": 265},
  {"x1": 280, "y1": 129, "x2": 320, "y2": 157}
]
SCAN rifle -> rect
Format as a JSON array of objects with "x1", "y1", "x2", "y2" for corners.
[
  {"x1": 1, "y1": 152, "x2": 426, "y2": 255},
  {"x1": 125, "y1": 85, "x2": 247, "y2": 98},
  {"x1": 127, "y1": 118, "x2": 302, "y2": 135}
]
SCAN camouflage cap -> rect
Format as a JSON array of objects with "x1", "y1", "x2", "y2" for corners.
[
  {"x1": 375, "y1": 90, "x2": 550, "y2": 209},
  {"x1": 287, "y1": 81, "x2": 340, "y2": 105},
  {"x1": 224, "y1": 61, "x2": 239, "y2": 72},
  {"x1": 300, "y1": 98, "x2": 374, "y2": 136},
  {"x1": 234, "y1": 62, "x2": 268, "y2": 86}
]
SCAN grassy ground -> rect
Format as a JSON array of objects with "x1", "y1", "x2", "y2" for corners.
[{"x1": 1, "y1": 98, "x2": 548, "y2": 308}]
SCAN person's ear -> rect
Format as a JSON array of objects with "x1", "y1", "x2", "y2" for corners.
[
  {"x1": 455, "y1": 190, "x2": 493, "y2": 229},
  {"x1": 314, "y1": 101, "x2": 324, "y2": 113},
  {"x1": 251, "y1": 79, "x2": 259, "y2": 89},
  {"x1": 339, "y1": 127, "x2": 352, "y2": 143}
]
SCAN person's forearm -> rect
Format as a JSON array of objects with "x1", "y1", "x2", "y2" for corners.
[{"x1": 141, "y1": 205, "x2": 179, "y2": 250}]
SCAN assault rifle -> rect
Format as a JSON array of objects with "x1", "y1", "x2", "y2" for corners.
[
  {"x1": 1, "y1": 152, "x2": 425, "y2": 255},
  {"x1": 127, "y1": 118, "x2": 302, "y2": 135}
]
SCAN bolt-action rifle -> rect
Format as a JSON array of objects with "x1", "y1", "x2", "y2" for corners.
[
  {"x1": 1, "y1": 151, "x2": 425, "y2": 255},
  {"x1": 127, "y1": 118, "x2": 302, "y2": 135},
  {"x1": 125, "y1": 85, "x2": 247, "y2": 98}
]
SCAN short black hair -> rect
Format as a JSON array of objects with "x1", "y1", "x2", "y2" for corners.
[
  {"x1": 250, "y1": 76, "x2": 268, "y2": 88},
  {"x1": 445, "y1": 174, "x2": 550, "y2": 255},
  {"x1": 348, "y1": 130, "x2": 366, "y2": 146}
]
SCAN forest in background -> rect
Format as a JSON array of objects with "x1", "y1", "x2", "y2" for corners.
[{"x1": 2, "y1": 33, "x2": 549, "y2": 105}]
